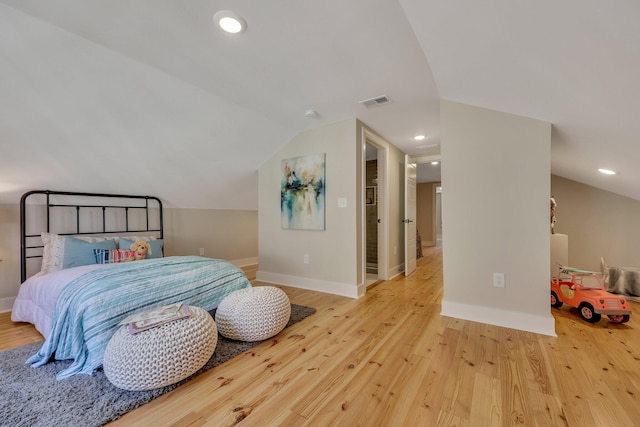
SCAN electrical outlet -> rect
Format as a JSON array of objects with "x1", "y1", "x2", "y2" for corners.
[
  {"x1": 304, "y1": 254, "x2": 309, "y2": 264},
  {"x1": 199, "y1": 248, "x2": 205, "y2": 256},
  {"x1": 493, "y1": 272, "x2": 505, "y2": 288}
]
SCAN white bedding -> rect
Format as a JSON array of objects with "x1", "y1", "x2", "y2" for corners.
[
  {"x1": 22, "y1": 256, "x2": 252, "y2": 379},
  {"x1": 11, "y1": 263, "x2": 109, "y2": 337}
]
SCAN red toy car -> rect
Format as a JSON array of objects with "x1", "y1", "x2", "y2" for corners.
[{"x1": 551, "y1": 266, "x2": 631, "y2": 324}]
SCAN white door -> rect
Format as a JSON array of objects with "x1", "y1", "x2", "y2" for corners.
[{"x1": 404, "y1": 155, "x2": 417, "y2": 276}]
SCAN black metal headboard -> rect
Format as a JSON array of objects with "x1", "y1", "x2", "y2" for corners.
[{"x1": 20, "y1": 190, "x2": 163, "y2": 282}]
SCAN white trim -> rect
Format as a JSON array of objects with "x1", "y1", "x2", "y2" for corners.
[
  {"x1": 441, "y1": 300, "x2": 557, "y2": 337},
  {"x1": 256, "y1": 271, "x2": 363, "y2": 299},
  {"x1": 228, "y1": 256, "x2": 259, "y2": 267},
  {"x1": 404, "y1": 154, "x2": 418, "y2": 276},
  {"x1": 360, "y1": 134, "x2": 367, "y2": 288},
  {"x1": 431, "y1": 182, "x2": 441, "y2": 250},
  {"x1": 389, "y1": 262, "x2": 404, "y2": 278},
  {"x1": 0, "y1": 297, "x2": 15, "y2": 314}
]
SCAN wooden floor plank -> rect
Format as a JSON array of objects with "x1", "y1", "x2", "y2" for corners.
[
  {"x1": 2, "y1": 247, "x2": 640, "y2": 427},
  {"x1": 469, "y1": 373, "x2": 503, "y2": 426}
]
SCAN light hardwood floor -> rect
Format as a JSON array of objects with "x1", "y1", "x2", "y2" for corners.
[{"x1": 2, "y1": 246, "x2": 639, "y2": 426}]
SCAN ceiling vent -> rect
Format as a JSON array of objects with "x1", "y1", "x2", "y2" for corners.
[
  {"x1": 416, "y1": 143, "x2": 440, "y2": 151},
  {"x1": 359, "y1": 94, "x2": 391, "y2": 108}
]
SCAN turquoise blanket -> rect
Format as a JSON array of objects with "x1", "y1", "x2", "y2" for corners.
[{"x1": 27, "y1": 256, "x2": 251, "y2": 379}]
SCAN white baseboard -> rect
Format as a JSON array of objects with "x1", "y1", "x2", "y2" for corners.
[
  {"x1": 256, "y1": 271, "x2": 363, "y2": 299},
  {"x1": 441, "y1": 299, "x2": 556, "y2": 337},
  {"x1": 0, "y1": 297, "x2": 15, "y2": 314},
  {"x1": 229, "y1": 256, "x2": 258, "y2": 267},
  {"x1": 387, "y1": 263, "x2": 404, "y2": 280}
]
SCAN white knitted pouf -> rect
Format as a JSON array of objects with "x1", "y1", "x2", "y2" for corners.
[
  {"x1": 103, "y1": 306, "x2": 217, "y2": 391},
  {"x1": 215, "y1": 286, "x2": 291, "y2": 341}
]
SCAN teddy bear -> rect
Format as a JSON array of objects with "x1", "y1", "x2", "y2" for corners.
[{"x1": 126, "y1": 240, "x2": 152, "y2": 262}]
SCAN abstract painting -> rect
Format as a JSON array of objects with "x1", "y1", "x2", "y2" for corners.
[{"x1": 281, "y1": 154, "x2": 325, "y2": 230}]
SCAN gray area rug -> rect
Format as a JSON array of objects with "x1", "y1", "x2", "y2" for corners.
[{"x1": 0, "y1": 304, "x2": 315, "y2": 427}]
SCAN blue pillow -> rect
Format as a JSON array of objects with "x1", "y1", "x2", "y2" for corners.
[
  {"x1": 62, "y1": 238, "x2": 117, "y2": 269},
  {"x1": 118, "y1": 238, "x2": 163, "y2": 259}
]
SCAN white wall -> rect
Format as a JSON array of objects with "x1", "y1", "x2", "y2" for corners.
[
  {"x1": 551, "y1": 174, "x2": 640, "y2": 271},
  {"x1": 440, "y1": 101, "x2": 555, "y2": 336},
  {"x1": 164, "y1": 208, "x2": 258, "y2": 266},
  {"x1": 257, "y1": 120, "x2": 361, "y2": 297},
  {"x1": 257, "y1": 119, "x2": 407, "y2": 298},
  {"x1": 0, "y1": 204, "x2": 20, "y2": 309}
]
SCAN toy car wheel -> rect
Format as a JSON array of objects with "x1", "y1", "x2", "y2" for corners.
[
  {"x1": 578, "y1": 303, "x2": 601, "y2": 323},
  {"x1": 607, "y1": 315, "x2": 624, "y2": 323},
  {"x1": 550, "y1": 291, "x2": 563, "y2": 308},
  {"x1": 607, "y1": 314, "x2": 630, "y2": 324}
]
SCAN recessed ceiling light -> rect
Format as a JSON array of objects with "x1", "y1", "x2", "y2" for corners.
[
  {"x1": 214, "y1": 10, "x2": 247, "y2": 34},
  {"x1": 431, "y1": 161, "x2": 440, "y2": 166},
  {"x1": 598, "y1": 168, "x2": 616, "y2": 175},
  {"x1": 414, "y1": 135, "x2": 426, "y2": 141}
]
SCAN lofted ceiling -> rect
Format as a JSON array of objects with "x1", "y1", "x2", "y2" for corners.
[{"x1": 1, "y1": 1, "x2": 638, "y2": 209}]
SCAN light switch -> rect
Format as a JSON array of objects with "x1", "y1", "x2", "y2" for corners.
[
  {"x1": 493, "y1": 272, "x2": 505, "y2": 288},
  {"x1": 338, "y1": 197, "x2": 347, "y2": 208}
]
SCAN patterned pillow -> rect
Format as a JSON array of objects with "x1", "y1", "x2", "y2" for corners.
[
  {"x1": 94, "y1": 249, "x2": 135, "y2": 264},
  {"x1": 39, "y1": 232, "x2": 66, "y2": 275}
]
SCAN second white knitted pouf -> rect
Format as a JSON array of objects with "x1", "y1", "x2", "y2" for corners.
[
  {"x1": 215, "y1": 286, "x2": 291, "y2": 341},
  {"x1": 103, "y1": 306, "x2": 217, "y2": 391}
]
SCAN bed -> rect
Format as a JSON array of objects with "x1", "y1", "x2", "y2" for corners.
[{"x1": 12, "y1": 190, "x2": 252, "y2": 379}]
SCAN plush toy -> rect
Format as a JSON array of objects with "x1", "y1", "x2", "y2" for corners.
[
  {"x1": 550, "y1": 196, "x2": 557, "y2": 234},
  {"x1": 127, "y1": 240, "x2": 152, "y2": 261}
]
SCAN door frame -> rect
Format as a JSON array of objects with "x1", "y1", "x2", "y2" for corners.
[{"x1": 361, "y1": 128, "x2": 388, "y2": 284}]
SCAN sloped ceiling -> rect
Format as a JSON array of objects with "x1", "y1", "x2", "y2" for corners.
[
  {"x1": 0, "y1": 0, "x2": 439, "y2": 209},
  {"x1": 1, "y1": 1, "x2": 638, "y2": 209},
  {"x1": 400, "y1": 0, "x2": 640, "y2": 201}
]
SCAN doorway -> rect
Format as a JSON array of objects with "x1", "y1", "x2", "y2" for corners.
[
  {"x1": 365, "y1": 143, "x2": 379, "y2": 285},
  {"x1": 362, "y1": 130, "x2": 388, "y2": 288},
  {"x1": 413, "y1": 155, "x2": 442, "y2": 252}
]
